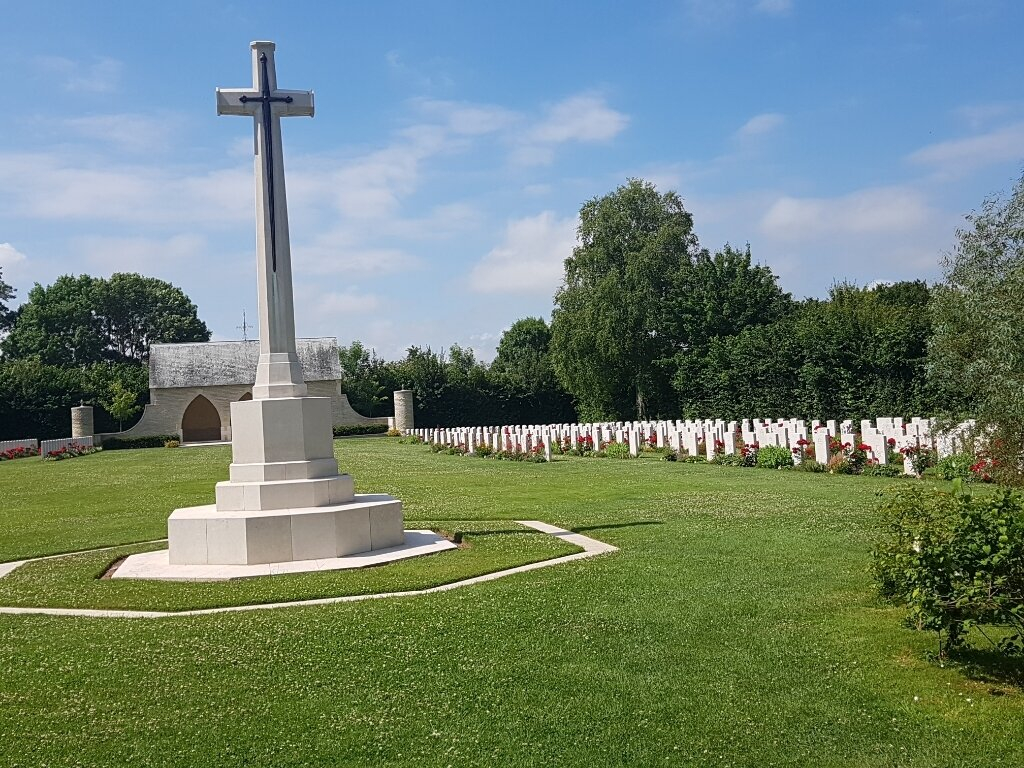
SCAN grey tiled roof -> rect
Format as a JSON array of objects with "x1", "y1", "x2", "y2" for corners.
[{"x1": 149, "y1": 338, "x2": 341, "y2": 388}]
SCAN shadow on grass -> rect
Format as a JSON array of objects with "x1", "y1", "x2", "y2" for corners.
[
  {"x1": 949, "y1": 646, "x2": 1024, "y2": 691},
  {"x1": 449, "y1": 529, "x2": 528, "y2": 544},
  {"x1": 573, "y1": 521, "x2": 664, "y2": 533}
]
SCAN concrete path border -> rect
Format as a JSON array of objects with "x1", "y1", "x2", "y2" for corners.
[{"x1": 0, "y1": 521, "x2": 617, "y2": 620}]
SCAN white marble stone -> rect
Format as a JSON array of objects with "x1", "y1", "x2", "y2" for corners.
[
  {"x1": 116, "y1": 530, "x2": 455, "y2": 581},
  {"x1": 168, "y1": 494, "x2": 404, "y2": 566}
]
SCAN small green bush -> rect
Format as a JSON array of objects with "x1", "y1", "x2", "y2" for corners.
[
  {"x1": 164, "y1": 439, "x2": 180, "y2": 449},
  {"x1": 102, "y1": 435, "x2": 179, "y2": 450},
  {"x1": 678, "y1": 454, "x2": 707, "y2": 464},
  {"x1": 333, "y1": 423, "x2": 388, "y2": 437},
  {"x1": 863, "y1": 461, "x2": 903, "y2": 478},
  {"x1": 386, "y1": 428, "x2": 402, "y2": 437},
  {"x1": 710, "y1": 453, "x2": 744, "y2": 467},
  {"x1": 793, "y1": 459, "x2": 825, "y2": 473},
  {"x1": 871, "y1": 483, "x2": 1024, "y2": 657},
  {"x1": 398, "y1": 434, "x2": 424, "y2": 444},
  {"x1": 934, "y1": 452, "x2": 978, "y2": 482},
  {"x1": 601, "y1": 441, "x2": 632, "y2": 459},
  {"x1": 755, "y1": 445, "x2": 794, "y2": 469}
]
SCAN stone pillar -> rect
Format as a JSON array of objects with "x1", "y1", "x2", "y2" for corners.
[
  {"x1": 394, "y1": 389, "x2": 414, "y2": 432},
  {"x1": 71, "y1": 406, "x2": 94, "y2": 439}
]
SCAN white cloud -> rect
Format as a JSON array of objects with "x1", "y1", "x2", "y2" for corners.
[
  {"x1": 754, "y1": 0, "x2": 793, "y2": 15},
  {"x1": 414, "y1": 99, "x2": 519, "y2": 135},
  {"x1": 735, "y1": 112, "x2": 786, "y2": 139},
  {"x1": 0, "y1": 242, "x2": 27, "y2": 271},
  {"x1": 760, "y1": 186, "x2": 933, "y2": 242},
  {"x1": 64, "y1": 113, "x2": 176, "y2": 153},
  {"x1": 0, "y1": 152, "x2": 251, "y2": 225},
  {"x1": 36, "y1": 55, "x2": 122, "y2": 93},
  {"x1": 513, "y1": 93, "x2": 629, "y2": 166},
  {"x1": 75, "y1": 233, "x2": 207, "y2": 273},
  {"x1": 907, "y1": 121, "x2": 1024, "y2": 176},
  {"x1": 954, "y1": 102, "x2": 1022, "y2": 130},
  {"x1": 531, "y1": 94, "x2": 629, "y2": 144},
  {"x1": 469, "y1": 212, "x2": 577, "y2": 295},
  {"x1": 312, "y1": 290, "x2": 381, "y2": 315}
]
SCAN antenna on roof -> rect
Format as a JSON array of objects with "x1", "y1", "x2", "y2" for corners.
[{"x1": 237, "y1": 310, "x2": 254, "y2": 341}]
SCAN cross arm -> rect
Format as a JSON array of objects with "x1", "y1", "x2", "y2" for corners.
[
  {"x1": 216, "y1": 88, "x2": 314, "y2": 117},
  {"x1": 217, "y1": 88, "x2": 259, "y2": 116},
  {"x1": 272, "y1": 90, "x2": 315, "y2": 117}
]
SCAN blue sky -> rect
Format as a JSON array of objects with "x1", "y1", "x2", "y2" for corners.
[{"x1": 1, "y1": 0, "x2": 1022, "y2": 360}]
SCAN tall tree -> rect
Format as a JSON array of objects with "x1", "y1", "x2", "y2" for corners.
[
  {"x1": 3, "y1": 272, "x2": 210, "y2": 365},
  {"x1": 669, "y1": 245, "x2": 793, "y2": 413},
  {"x1": 0, "y1": 265, "x2": 15, "y2": 333},
  {"x1": 492, "y1": 317, "x2": 576, "y2": 423},
  {"x1": 929, "y1": 173, "x2": 1024, "y2": 483},
  {"x1": 338, "y1": 340, "x2": 387, "y2": 416},
  {"x1": 551, "y1": 179, "x2": 700, "y2": 420}
]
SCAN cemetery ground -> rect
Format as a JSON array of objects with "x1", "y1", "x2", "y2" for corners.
[{"x1": 1, "y1": 441, "x2": 1022, "y2": 766}]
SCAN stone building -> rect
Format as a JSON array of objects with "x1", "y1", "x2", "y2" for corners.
[{"x1": 111, "y1": 338, "x2": 387, "y2": 443}]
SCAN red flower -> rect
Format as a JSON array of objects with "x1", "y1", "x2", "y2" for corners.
[{"x1": 887, "y1": 437, "x2": 897, "y2": 447}]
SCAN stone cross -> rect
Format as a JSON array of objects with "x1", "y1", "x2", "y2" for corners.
[{"x1": 217, "y1": 41, "x2": 314, "y2": 400}]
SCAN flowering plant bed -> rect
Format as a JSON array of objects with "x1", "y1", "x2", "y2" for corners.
[
  {"x1": 44, "y1": 442, "x2": 98, "y2": 461},
  {"x1": 0, "y1": 446, "x2": 39, "y2": 461}
]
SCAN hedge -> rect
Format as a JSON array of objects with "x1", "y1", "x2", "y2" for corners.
[
  {"x1": 101, "y1": 434, "x2": 179, "y2": 450},
  {"x1": 332, "y1": 423, "x2": 388, "y2": 437}
]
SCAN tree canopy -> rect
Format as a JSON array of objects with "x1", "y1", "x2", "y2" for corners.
[
  {"x1": 928, "y1": 172, "x2": 1024, "y2": 483},
  {"x1": 2, "y1": 272, "x2": 210, "y2": 365},
  {"x1": 0, "y1": 266, "x2": 14, "y2": 333},
  {"x1": 551, "y1": 179, "x2": 700, "y2": 420}
]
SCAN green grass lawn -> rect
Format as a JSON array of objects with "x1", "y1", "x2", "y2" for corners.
[{"x1": 1, "y1": 440, "x2": 1022, "y2": 766}]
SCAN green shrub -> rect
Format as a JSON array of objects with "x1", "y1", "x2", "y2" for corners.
[
  {"x1": 386, "y1": 428, "x2": 402, "y2": 437},
  {"x1": 333, "y1": 423, "x2": 388, "y2": 437},
  {"x1": 710, "y1": 453, "x2": 744, "y2": 467},
  {"x1": 398, "y1": 434, "x2": 424, "y2": 445},
  {"x1": 793, "y1": 459, "x2": 825, "y2": 473},
  {"x1": 164, "y1": 439, "x2": 180, "y2": 449},
  {"x1": 871, "y1": 483, "x2": 1024, "y2": 657},
  {"x1": 475, "y1": 443, "x2": 494, "y2": 457},
  {"x1": 101, "y1": 434, "x2": 178, "y2": 450},
  {"x1": 679, "y1": 454, "x2": 707, "y2": 464},
  {"x1": 934, "y1": 452, "x2": 978, "y2": 482},
  {"x1": 863, "y1": 461, "x2": 903, "y2": 478},
  {"x1": 601, "y1": 441, "x2": 632, "y2": 459},
  {"x1": 755, "y1": 445, "x2": 794, "y2": 469}
]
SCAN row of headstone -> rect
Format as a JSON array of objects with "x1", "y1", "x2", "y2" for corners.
[
  {"x1": 39, "y1": 436, "x2": 94, "y2": 458},
  {"x1": 0, "y1": 439, "x2": 38, "y2": 453},
  {"x1": 408, "y1": 418, "x2": 977, "y2": 474}
]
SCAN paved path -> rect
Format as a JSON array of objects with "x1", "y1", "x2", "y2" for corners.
[{"x1": 0, "y1": 522, "x2": 617, "y2": 620}]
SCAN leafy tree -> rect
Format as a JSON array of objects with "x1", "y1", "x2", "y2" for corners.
[
  {"x1": 0, "y1": 359, "x2": 85, "y2": 439},
  {"x1": 679, "y1": 281, "x2": 935, "y2": 421},
  {"x1": 338, "y1": 341, "x2": 387, "y2": 416},
  {"x1": 551, "y1": 179, "x2": 700, "y2": 420},
  {"x1": 670, "y1": 245, "x2": 793, "y2": 413},
  {"x1": 492, "y1": 318, "x2": 555, "y2": 390},
  {"x1": 0, "y1": 265, "x2": 15, "y2": 333},
  {"x1": 492, "y1": 317, "x2": 575, "y2": 423},
  {"x1": 929, "y1": 173, "x2": 1024, "y2": 483},
  {"x1": 3, "y1": 272, "x2": 209, "y2": 365},
  {"x1": 104, "y1": 379, "x2": 143, "y2": 431}
]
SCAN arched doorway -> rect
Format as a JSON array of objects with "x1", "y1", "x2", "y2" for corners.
[{"x1": 181, "y1": 395, "x2": 222, "y2": 442}]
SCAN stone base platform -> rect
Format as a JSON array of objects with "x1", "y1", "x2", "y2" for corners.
[
  {"x1": 114, "y1": 529, "x2": 455, "y2": 582},
  {"x1": 168, "y1": 493, "x2": 405, "y2": 566}
]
